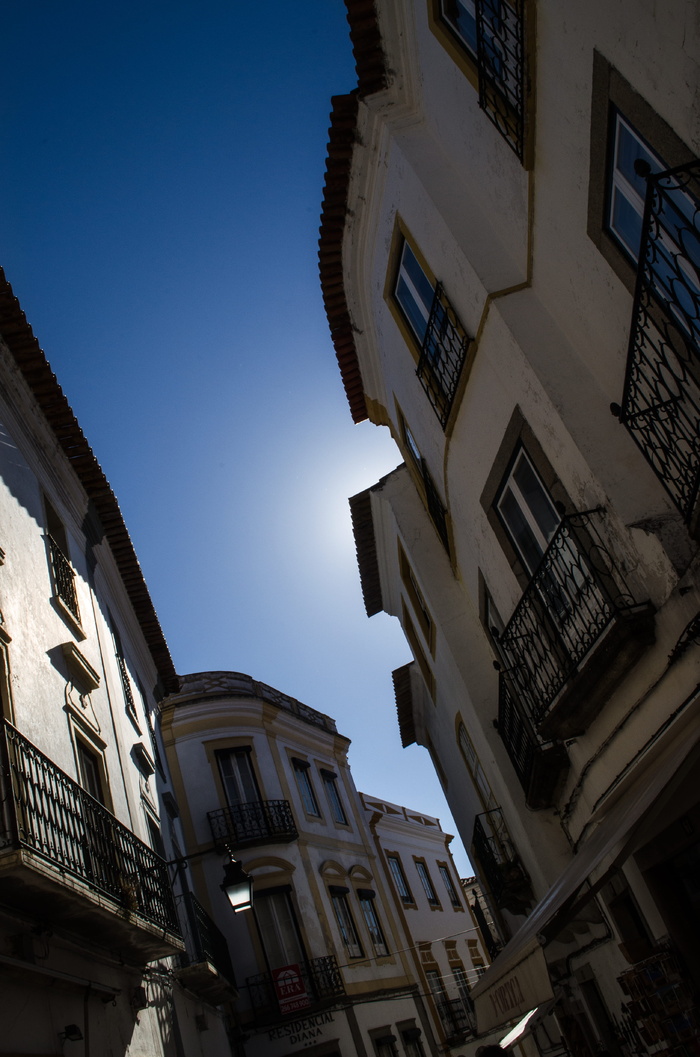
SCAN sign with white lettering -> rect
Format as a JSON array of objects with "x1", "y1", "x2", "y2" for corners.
[
  {"x1": 268, "y1": 1011, "x2": 336, "y2": 1046},
  {"x1": 272, "y1": 965, "x2": 312, "y2": 1015}
]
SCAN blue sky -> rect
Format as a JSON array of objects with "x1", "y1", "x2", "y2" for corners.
[{"x1": 1, "y1": 1, "x2": 471, "y2": 874}]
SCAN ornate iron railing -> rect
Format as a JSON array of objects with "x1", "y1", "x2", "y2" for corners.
[
  {"x1": 246, "y1": 955, "x2": 345, "y2": 1022},
  {"x1": 420, "y1": 461, "x2": 450, "y2": 551},
  {"x1": 47, "y1": 535, "x2": 80, "y2": 622},
  {"x1": 182, "y1": 890, "x2": 236, "y2": 983},
  {"x1": 616, "y1": 161, "x2": 700, "y2": 523},
  {"x1": 117, "y1": 653, "x2": 139, "y2": 723},
  {"x1": 208, "y1": 800, "x2": 298, "y2": 850},
  {"x1": 472, "y1": 808, "x2": 529, "y2": 906},
  {"x1": 476, "y1": 0, "x2": 525, "y2": 160},
  {"x1": 0, "y1": 720, "x2": 179, "y2": 932},
  {"x1": 498, "y1": 675, "x2": 570, "y2": 808},
  {"x1": 436, "y1": 995, "x2": 476, "y2": 1039},
  {"x1": 497, "y1": 510, "x2": 638, "y2": 726},
  {"x1": 416, "y1": 282, "x2": 470, "y2": 428}
]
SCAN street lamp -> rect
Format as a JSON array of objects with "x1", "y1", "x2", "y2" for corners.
[{"x1": 220, "y1": 857, "x2": 254, "y2": 912}]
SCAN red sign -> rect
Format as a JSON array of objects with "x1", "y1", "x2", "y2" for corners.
[{"x1": 272, "y1": 964, "x2": 312, "y2": 1015}]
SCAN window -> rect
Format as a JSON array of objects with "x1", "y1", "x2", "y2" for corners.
[
  {"x1": 398, "y1": 413, "x2": 450, "y2": 551},
  {"x1": 439, "y1": 864, "x2": 462, "y2": 907},
  {"x1": 292, "y1": 758, "x2": 320, "y2": 817},
  {"x1": 399, "y1": 544, "x2": 434, "y2": 651},
  {"x1": 44, "y1": 497, "x2": 81, "y2": 625},
  {"x1": 217, "y1": 747, "x2": 261, "y2": 806},
  {"x1": 358, "y1": 889, "x2": 389, "y2": 956},
  {"x1": 373, "y1": 1034, "x2": 399, "y2": 1057},
  {"x1": 387, "y1": 854, "x2": 414, "y2": 905},
  {"x1": 255, "y1": 887, "x2": 306, "y2": 969},
  {"x1": 495, "y1": 445, "x2": 560, "y2": 577},
  {"x1": 76, "y1": 738, "x2": 107, "y2": 805},
  {"x1": 329, "y1": 887, "x2": 363, "y2": 958},
  {"x1": 321, "y1": 769, "x2": 347, "y2": 825},
  {"x1": 458, "y1": 722, "x2": 497, "y2": 811},
  {"x1": 400, "y1": 1027, "x2": 426, "y2": 1057},
  {"x1": 402, "y1": 604, "x2": 436, "y2": 699},
  {"x1": 607, "y1": 112, "x2": 664, "y2": 263},
  {"x1": 391, "y1": 235, "x2": 471, "y2": 427},
  {"x1": 415, "y1": 860, "x2": 440, "y2": 907}
]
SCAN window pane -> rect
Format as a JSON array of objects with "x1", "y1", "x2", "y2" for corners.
[
  {"x1": 219, "y1": 749, "x2": 259, "y2": 806},
  {"x1": 294, "y1": 763, "x2": 320, "y2": 816},
  {"x1": 256, "y1": 890, "x2": 304, "y2": 969},
  {"x1": 512, "y1": 453, "x2": 560, "y2": 542},
  {"x1": 416, "y1": 862, "x2": 439, "y2": 904},
  {"x1": 332, "y1": 894, "x2": 363, "y2": 957},
  {"x1": 360, "y1": 897, "x2": 388, "y2": 955},
  {"x1": 323, "y1": 774, "x2": 347, "y2": 824},
  {"x1": 388, "y1": 856, "x2": 412, "y2": 902},
  {"x1": 395, "y1": 242, "x2": 435, "y2": 343},
  {"x1": 441, "y1": 0, "x2": 477, "y2": 56}
]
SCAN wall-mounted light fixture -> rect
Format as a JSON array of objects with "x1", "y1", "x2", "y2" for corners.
[{"x1": 59, "y1": 1024, "x2": 84, "y2": 1043}]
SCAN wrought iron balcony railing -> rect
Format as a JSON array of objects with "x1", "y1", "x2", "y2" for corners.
[
  {"x1": 472, "y1": 808, "x2": 531, "y2": 913},
  {"x1": 416, "y1": 282, "x2": 470, "y2": 428},
  {"x1": 476, "y1": 0, "x2": 525, "y2": 160},
  {"x1": 246, "y1": 955, "x2": 345, "y2": 1025},
  {"x1": 0, "y1": 720, "x2": 178, "y2": 934},
  {"x1": 435, "y1": 996, "x2": 476, "y2": 1040},
  {"x1": 181, "y1": 890, "x2": 236, "y2": 983},
  {"x1": 615, "y1": 160, "x2": 700, "y2": 524},
  {"x1": 47, "y1": 535, "x2": 81, "y2": 622},
  {"x1": 497, "y1": 675, "x2": 569, "y2": 809},
  {"x1": 496, "y1": 510, "x2": 653, "y2": 736},
  {"x1": 208, "y1": 799, "x2": 298, "y2": 851}
]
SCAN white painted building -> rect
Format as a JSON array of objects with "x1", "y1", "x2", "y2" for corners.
[
  {"x1": 160, "y1": 670, "x2": 482, "y2": 1057},
  {"x1": 0, "y1": 270, "x2": 232, "y2": 1055},
  {"x1": 320, "y1": 0, "x2": 700, "y2": 1053}
]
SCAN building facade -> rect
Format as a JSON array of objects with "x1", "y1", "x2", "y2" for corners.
[
  {"x1": 160, "y1": 670, "x2": 479, "y2": 1057},
  {"x1": 320, "y1": 1, "x2": 700, "y2": 1053},
  {"x1": 0, "y1": 271, "x2": 233, "y2": 1054}
]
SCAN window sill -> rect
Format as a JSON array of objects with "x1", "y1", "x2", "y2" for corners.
[{"x1": 51, "y1": 594, "x2": 86, "y2": 640}]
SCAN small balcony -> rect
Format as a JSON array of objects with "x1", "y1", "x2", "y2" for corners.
[
  {"x1": 435, "y1": 996, "x2": 476, "y2": 1042},
  {"x1": 177, "y1": 890, "x2": 237, "y2": 1004},
  {"x1": 476, "y1": 0, "x2": 526, "y2": 160},
  {"x1": 0, "y1": 720, "x2": 182, "y2": 963},
  {"x1": 208, "y1": 800, "x2": 298, "y2": 852},
  {"x1": 497, "y1": 674, "x2": 569, "y2": 809},
  {"x1": 47, "y1": 535, "x2": 81, "y2": 623},
  {"x1": 614, "y1": 160, "x2": 700, "y2": 527},
  {"x1": 472, "y1": 809, "x2": 532, "y2": 915},
  {"x1": 497, "y1": 510, "x2": 655, "y2": 739},
  {"x1": 245, "y1": 955, "x2": 345, "y2": 1027},
  {"x1": 416, "y1": 282, "x2": 471, "y2": 428}
]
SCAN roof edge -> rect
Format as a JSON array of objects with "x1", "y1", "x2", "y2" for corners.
[{"x1": 349, "y1": 489, "x2": 384, "y2": 616}]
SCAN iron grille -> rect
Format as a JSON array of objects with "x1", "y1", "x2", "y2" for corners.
[
  {"x1": 47, "y1": 535, "x2": 80, "y2": 622},
  {"x1": 497, "y1": 510, "x2": 638, "y2": 727},
  {"x1": 472, "y1": 808, "x2": 529, "y2": 906},
  {"x1": 117, "y1": 653, "x2": 138, "y2": 722},
  {"x1": 246, "y1": 955, "x2": 345, "y2": 1023},
  {"x1": 436, "y1": 996, "x2": 476, "y2": 1039},
  {"x1": 0, "y1": 720, "x2": 179, "y2": 932},
  {"x1": 182, "y1": 890, "x2": 236, "y2": 983},
  {"x1": 208, "y1": 800, "x2": 298, "y2": 850},
  {"x1": 476, "y1": 0, "x2": 525, "y2": 160},
  {"x1": 498, "y1": 675, "x2": 536, "y2": 789},
  {"x1": 617, "y1": 160, "x2": 700, "y2": 522},
  {"x1": 420, "y1": 462, "x2": 449, "y2": 551},
  {"x1": 416, "y1": 282, "x2": 470, "y2": 428}
]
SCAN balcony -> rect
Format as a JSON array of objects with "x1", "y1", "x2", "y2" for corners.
[
  {"x1": 472, "y1": 809, "x2": 532, "y2": 914},
  {"x1": 435, "y1": 996, "x2": 476, "y2": 1041},
  {"x1": 416, "y1": 282, "x2": 471, "y2": 428},
  {"x1": 177, "y1": 890, "x2": 237, "y2": 1004},
  {"x1": 497, "y1": 510, "x2": 654, "y2": 739},
  {"x1": 246, "y1": 955, "x2": 345, "y2": 1027},
  {"x1": 47, "y1": 535, "x2": 81, "y2": 623},
  {"x1": 497, "y1": 674, "x2": 569, "y2": 809},
  {"x1": 0, "y1": 720, "x2": 182, "y2": 963},
  {"x1": 476, "y1": 0, "x2": 526, "y2": 160},
  {"x1": 208, "y1": 800, "x2": 298, "y2": 852},
  {"x1": 615, "y1": 160, "x2": 700, "y2": 527}
]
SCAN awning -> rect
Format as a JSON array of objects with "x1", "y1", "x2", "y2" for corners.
[{"x1": 470, "y1": 700, "x2": 700, "y2": 1034}]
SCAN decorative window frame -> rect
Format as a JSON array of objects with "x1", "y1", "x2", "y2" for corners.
[
  {"x1": 437, "y1": 860, "x2": 463, "y2": 910},
  {"x1": 386, "y1": 852, "x2": 416, "y2": 908},
  {"x1": 320, "y1": 768, "x2": 349, "y2": 827},
  {"x1": 291, "y1": 756, "x2": 322, "y2": 819},
  {"x1": 69, "y1": 720, "x2": 113, "y2": 812},
  {"x1": 414, "y1": 857, "x2": 442, "y2": 910}
]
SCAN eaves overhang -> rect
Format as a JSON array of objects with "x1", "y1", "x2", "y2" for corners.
[
  {"x1": 349, "y1": 488, "x2": 384, "y2": 616},
  {"x1": 0, "y1": 269, "x2": 178, "y2": 695},
  {"x1": 318, "y1": 0, "x2": 389, "y2": 424}
]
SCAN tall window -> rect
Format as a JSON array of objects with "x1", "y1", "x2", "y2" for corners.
[
  {"x1": 387, "y1": 855, "x2": 414, "y2": 905},
  {"x1": 394, "y1": 239, "x2": 436, "y2": 345},
  {"x1": 458, "y1": 722, "x2": 497, "y2": 811},
  {"x1": 76, "y1": 739, "x2": 106, "y2": 805},
  {"x1": 217, "y1": 747, "x2": 261, "y2": 806},
  {"x1": 321, "y1": 769, "x2": 347, "y2": 824},
  {"x1": 496, "y1": 446, "x2": 560, "y2": 576},
  {"x1": 44, "y1": 496, "x2": 80, "y2": 623},
  {"x1": 292, "y1": 758, "x2": 320, "y2": 816},
  {"x1": 358, "y1": 890, "x2": 389, "y2": 956},
  {"x1": 439, "y1": 864, "x2": 462, "y2": 907},
  {"x1": 255, "y1": 888, "x2": 306, "y2": 970},
  {"x1": 607, "y1": 112, "x2": 664, "y2": 263},
  {"x1": 415, "y1": 861, "x2": 440, "y2": 906},
  {"x1": 330, "y1": 887, "x2": 363, "y2": 958}
]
